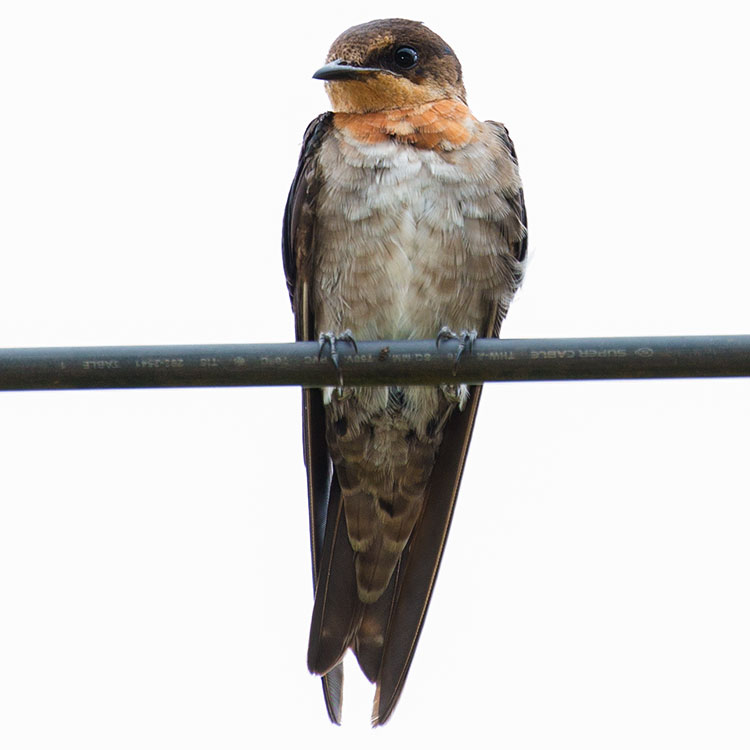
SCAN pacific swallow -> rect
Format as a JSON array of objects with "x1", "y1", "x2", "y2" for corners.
[{"x1": 282, "y1": 18, "x2": 528, "y2": 725}]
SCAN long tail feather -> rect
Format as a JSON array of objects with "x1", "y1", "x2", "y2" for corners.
[{"x1": 321, "y1": 666, "x2": 343, "y2": 724}]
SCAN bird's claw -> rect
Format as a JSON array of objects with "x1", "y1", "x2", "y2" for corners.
[
  {"x1": 318, "y1": 330, "x2": 358, "y2": 386},
  {"x1": 441, "y1": 383, "x2": 470, "y2": 410},
  {"x1": 435, "y1": 327, "x2": 478, "y2": 371}
]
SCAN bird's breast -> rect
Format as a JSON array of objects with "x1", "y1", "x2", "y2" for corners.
[{"x1": 313, "y1": 111, "x2": 490, "y2": 341}]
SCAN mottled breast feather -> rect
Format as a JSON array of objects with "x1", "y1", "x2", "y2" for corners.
[{"x1": 312, "y1": 104, "x2": 526, "y2": 347}]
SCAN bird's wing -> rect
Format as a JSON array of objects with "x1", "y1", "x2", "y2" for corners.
[
  {"x1": 283, "y1": 112, "x2": 333, "y2": 334},
  {"x1": 485, "y1": 121, "x2": 528, "y2": 335},
  {"x1": 369, "y1": 122, "x2": 528, "y2": 726},
  {"x1": 282, "y1": 112, "x2": 346, "y2": 724}
]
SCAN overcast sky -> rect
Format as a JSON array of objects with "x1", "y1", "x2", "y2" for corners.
[{"x1": 1, "y1": 1, "x2": 749, "y2": 747}]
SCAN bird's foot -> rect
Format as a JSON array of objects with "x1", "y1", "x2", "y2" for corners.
[
  {"x1": 318, "y1": 329, "x2": 358, "y2": 368},
  {"x1": 435, "y1": 327, "x2": 478, "y2": 371},
  {"x1": 318, "y1": 329, "x2": 358, "y2": 388},
  {"x1": 440, "y1": 384, "x2": 470, "y2": 410},
  {"x1": 323, "y1": 386, "x2": 354, "y2": 405}
]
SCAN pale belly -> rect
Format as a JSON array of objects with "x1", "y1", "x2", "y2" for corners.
[{"x1": 313, "y1": 137, "x2": 488, "y2": 342}]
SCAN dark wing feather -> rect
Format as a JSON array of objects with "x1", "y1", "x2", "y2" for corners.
[
  {"x1": 306, "y1": 472, "x2": 362, "y2": 674},
  {"x1": 283, "y1": 112, "x2": 333, "y2": 316},
  {"x1": 486, "y1": 121, "x2": 528, "y2": 335},
  {"x1": 282, "y1": 113, "x2": 346, "y2": 723}
]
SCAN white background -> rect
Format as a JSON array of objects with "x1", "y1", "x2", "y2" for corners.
[{"x1": 1, "y1": 1, "x2": 749, "y2": 747}]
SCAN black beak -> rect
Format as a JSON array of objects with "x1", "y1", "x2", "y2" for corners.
[{"x1": 312, "y1": 59, "x2": 382, "y2": 81}]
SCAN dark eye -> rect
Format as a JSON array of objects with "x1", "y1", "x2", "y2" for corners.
[{"x1": 394, "y1": 46, "x2": 418, "y2": 69}]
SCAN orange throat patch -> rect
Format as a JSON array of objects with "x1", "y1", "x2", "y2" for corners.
[{"x1": 334, "y1": 99, "x2": 477, "y2": 151}]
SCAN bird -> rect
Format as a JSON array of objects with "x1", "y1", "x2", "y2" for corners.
[{"x1": 282, "y1": 18, "x2": 527, "y2": 725}]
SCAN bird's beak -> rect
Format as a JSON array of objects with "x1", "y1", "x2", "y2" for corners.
[{"x1": 312, "y1": 60, "x2": 382, "y2": 81}]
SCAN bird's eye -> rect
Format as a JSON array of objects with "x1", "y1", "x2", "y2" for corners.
[{"x1": 394, "y1": 46, "x2": 418, "y2": 69}]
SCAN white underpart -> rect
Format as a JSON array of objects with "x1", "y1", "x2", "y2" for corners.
[
  {"x1": 350, "y1": 141, "x2": 465, "y2": 339},
  {"x1": 314, "y1": 125, "x2": 516, "y2": 413}
]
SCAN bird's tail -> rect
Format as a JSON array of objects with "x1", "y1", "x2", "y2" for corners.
[{"x1": 307, "y1": 386, "x2": 483, "y2": 725}]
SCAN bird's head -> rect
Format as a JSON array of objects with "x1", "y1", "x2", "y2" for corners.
[{"x1": 313, "y1": 19, "x2": 466, "y2": 114}]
